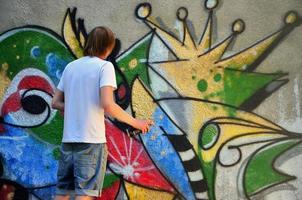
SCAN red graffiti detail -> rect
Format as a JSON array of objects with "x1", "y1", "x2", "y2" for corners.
[
  {"x1": 117, "y1": 84, "x2": 126, "y2": 100},
  {"x1": 18, "y1": 76, "x2": 54, "y2": 94},
  {"x1": 105, "y1": 121, "x2": 175, "y2": 193},
  {"x1": 1, "y1": 93, "x2": 21, "y2": 116}
]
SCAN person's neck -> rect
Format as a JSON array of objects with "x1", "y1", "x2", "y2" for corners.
[{"x1": 98, "y1": 54, "x2": 107, "y2": 60}]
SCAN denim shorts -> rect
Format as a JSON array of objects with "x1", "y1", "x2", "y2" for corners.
[{"x1": 55, "y1": 143, "x2": 108, "y2": 197}]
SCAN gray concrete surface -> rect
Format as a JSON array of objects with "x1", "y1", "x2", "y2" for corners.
[{"x1": 0, "y1": 0, "x2": 301, "y2": 199}]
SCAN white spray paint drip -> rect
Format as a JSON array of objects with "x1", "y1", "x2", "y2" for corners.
[
  {"x1": 294, "y1": 77, "x2": 301, "y2": 118},
  {"x1": 278, "y1": 88, "x2": 285, "y2": 122},
  {"x1": 278, "y1": 76, "x2": 302, "y2": 133},
  {"x1": 174, "y1": 20, "x2": 183, "y2": 41}
]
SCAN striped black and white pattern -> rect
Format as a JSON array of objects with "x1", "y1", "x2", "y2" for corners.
[{"x1": 167, "y1": 134, "x2": 208, "y2": 200}]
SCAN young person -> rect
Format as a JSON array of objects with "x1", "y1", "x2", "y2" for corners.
[{"x1": 51, "y1": 26, "x2": 153, "y2": 200}]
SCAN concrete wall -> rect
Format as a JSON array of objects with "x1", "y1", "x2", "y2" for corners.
[{"x1": 0, "y1": 0, "x2": 302, "y2": 199}]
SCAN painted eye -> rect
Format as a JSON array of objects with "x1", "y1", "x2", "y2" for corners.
[
  {"x1": 6, "y1": 88, "x2": 54, "y2": 128},
  {"x1": 199, "y1": 122, "x2": 220, "y2": 150},
  {"x1": 21, "y1": 93, "x2": 48, "y2": 115},
  {"x1": 0, "y1": 69, "x2": 57, "y2": 130},
  {"x1": 15, "y1": 89, "x2": 53, "y2": 128}
]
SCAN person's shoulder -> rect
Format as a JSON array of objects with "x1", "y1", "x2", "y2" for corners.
[
  {"x1": 73, "y1": 56, "x2": 86, "y2": 62},
  {"x1": 66, "y1": 57, "x2": 85, "y2": 67},
  {"x1": 99, "y1": 60, "x2": 114, "y2": 69},
  {"x1": 79, "y1": 57, "x2": 114, "y2": 70},
  {"x1": 103, "y1": 60, "x2": 114, "y2": 67}
]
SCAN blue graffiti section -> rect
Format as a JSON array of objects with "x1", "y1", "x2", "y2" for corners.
[
  {"x1": 45, "y1": 53, "x2": 69, "y2": 85},
  {"x1": 30, "y1": 46, "x2": 41, "y2": 58},
  {"x1": 140, "y1": 107, "x2": 195, "y2": 199},
  {"x1": 0, "y1": 115, "x2": 58, "y2": 200}
]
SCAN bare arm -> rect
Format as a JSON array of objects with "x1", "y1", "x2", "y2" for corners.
[
  {"x1": 100, "y1": 86, "x2": 152, "y2": 133},
  {"x1": 51, "y1": 89, "x2": 64, "y2": 112}
]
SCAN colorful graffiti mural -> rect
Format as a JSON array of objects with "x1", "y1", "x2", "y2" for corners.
[{"x1": 0, "y1": 0, "x2": 301, "y2": 199}]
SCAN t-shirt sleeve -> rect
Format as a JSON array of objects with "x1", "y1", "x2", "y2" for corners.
[
  {"x1": 99, "y1": 62, "x2": 117, "y2": 90},
  {"x1": 57, "y1": 72, "x2": 64, "y2": 92}
]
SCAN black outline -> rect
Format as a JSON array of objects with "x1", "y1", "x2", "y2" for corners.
[
  {"x1": 135, "y1": 3, "x2": 152, "y2": 20},
  {"x1": 130, "y1": 77, "x2": 186, "y2": 135},
  {"x1": 113, "y1": 31, "x2": 154, "y2": 111},
  {"x1": 176, "y1": 7, "x2": 188, "y2": 21},
  {"x1": 61, "y1": 7, "x2": 88, "y2": 57},
  {"x1": 108, "y1": 38, "x2": 132, "y2": 110},
  {"x1": 232, "y1": 19, "x2": 245, "y2": 34},
  {"x1": 198, "y1": 33, "x2": 237, "y2": 58},
  {"x1": 155, "y1": 96, "x2": 299, "y2": 134},
  {"x1": 121, "y1": 178, "x2": 179, "y2": 200},
  {"x1": 216, "y1": 132, "x2": 283, "y2": 168},
  {"x1": 182, "y1": 17, "x2": 198, "y2": 50},
  {"x1": 215, "y1": 132, "x2": 301, "y2": 168},
  {"x1": 198, "y1": 10, "x2": 213, "y2": 49},
  {"x1": 215, "y1": 13, "x2": 301, "y2": 72}
]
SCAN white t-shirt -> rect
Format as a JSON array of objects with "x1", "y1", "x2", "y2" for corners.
[{"x1": 57, "y1": 56, "x2": 117, "y2": 143}]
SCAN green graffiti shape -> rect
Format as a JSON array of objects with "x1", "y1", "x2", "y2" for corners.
[
  {"x1": 0, "y1": 27, "x2": 74, "y2": 79},
  {"x1": 244, "y1": 139, "x2": 299, "y2": 196},
  {"x1": 31, "y1": 112, "x2": 64, "y2": 146},
  {"x1": 116, "y1": 33, "x2": 152, "y2": 87},
  {"x1": 222, "y1": 69, "x2": 284, "y2": 116},
  {"x1": 103, "y1": 173, "x2": 120, "y2": 189}
]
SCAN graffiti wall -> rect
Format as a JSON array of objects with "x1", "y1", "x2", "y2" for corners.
[{"x1": 0, "y1": 0, "x2": 302, "y2": 199}]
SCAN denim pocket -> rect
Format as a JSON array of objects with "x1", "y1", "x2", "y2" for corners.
[
  {"x1": 75, "y1": 155, "x2": 97, "y2": 183},
  {"x1": 76, "y1": 154, "x2": 97, "y2": 166}
]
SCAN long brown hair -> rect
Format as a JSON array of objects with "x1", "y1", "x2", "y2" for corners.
[{"x1": 83, "y1": 26, "x2": 116, "y2": 57}]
